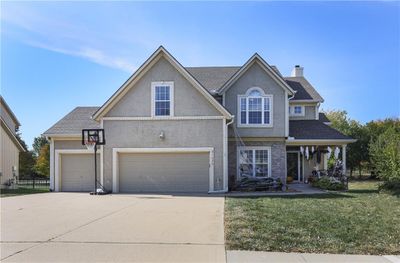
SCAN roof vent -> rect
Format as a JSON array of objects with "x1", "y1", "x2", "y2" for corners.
[{"x1": 291, "y1": 65, "x2": 304, "y2": 77}]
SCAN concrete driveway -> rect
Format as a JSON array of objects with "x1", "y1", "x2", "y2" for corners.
[{"x1": 1, "y1": 193, "x2": 225, "y2": 262}]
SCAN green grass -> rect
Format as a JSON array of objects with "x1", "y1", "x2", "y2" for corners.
[
  {"x1": 0, "y1": 187, "x2": 49, "y2": 197},
  {"x1": 225, "y1": 181, "x2": 400, "y2": 255}
]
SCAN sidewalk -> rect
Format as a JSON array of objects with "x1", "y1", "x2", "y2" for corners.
[{"x1": 227, "y1": 251, "x2": 400, "y2": 263}]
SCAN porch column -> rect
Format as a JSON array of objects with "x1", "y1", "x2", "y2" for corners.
[
  {"x1": 323, "y1": 152, "x2": 328, "y2": 170},
  {"x1": 342, "y1": 145, "x2": 347, "y2": 176}
]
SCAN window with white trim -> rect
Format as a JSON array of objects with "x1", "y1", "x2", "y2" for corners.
[
  {"x1": 238, "y1": 147, "x2": 271, "y2": 178},
  {"x1": 152, "y1": 82, "x2": 174, "y2": 116},
  {"x1": 289, "y1": 105, "x2": 304, "y2": 116},
  {"x1": 238, "y1": 88, "x2": 272, "y2": 126}
]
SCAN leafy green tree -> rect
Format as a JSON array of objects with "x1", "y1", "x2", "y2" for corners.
[
  {"x1": 324, "y1": 110, "x2": 369, "y2": 177},
  {"x1": 34, "y1": 144, "x2": 50, "y2": 177},
  {"x1": 324, "y1": 110, "x2": 351, "y2": 134},
  {"x1": 19, "y1": 151, "x2": 37, "y2": 179},
  {"x1": 33, "y1": 137, "x2": 49, "y2": 157},
  {"x1": 15, "y1": 127, "x2": 27, "y2": 151},
  {"x1": 369, "y1": 127, "x2": 400, "y2": 193},
  {"x1": 365, "y1": 118, "x2": 400, "y2": 176}
]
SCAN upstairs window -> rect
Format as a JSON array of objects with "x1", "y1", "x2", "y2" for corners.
[
  {"x1": 238, "y1": 88, "x2": 272, "y2": 126},
  {"x1": 152, "y1": 82, "x2": 174, "y2": 117},
  {"x1": 289, "y1": 105, "x2": 305, "y2": 116}
]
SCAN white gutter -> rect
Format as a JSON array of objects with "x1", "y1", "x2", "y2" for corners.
[
  {"x1": 286, "y1": 92, "x2": 295, "y2": 137},
  {"x1": 222, "y1": 116, "x2": 235, "y2": 192}
]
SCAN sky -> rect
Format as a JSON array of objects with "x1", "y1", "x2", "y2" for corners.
[{"x1": 1, "y1": 1, "x2": 399, "y2": 149}]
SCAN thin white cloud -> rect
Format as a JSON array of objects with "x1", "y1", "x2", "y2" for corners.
[
  {"x1": 25, "y1": 41, "x2": 136, "y2": 72},
  {"x1": 1, "y1": 3, "x2": 137, "y2": 72}
]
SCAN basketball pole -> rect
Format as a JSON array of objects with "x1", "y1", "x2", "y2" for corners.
[{"x1": 94, "y1": 142, "x2": 97, "y2": 194}]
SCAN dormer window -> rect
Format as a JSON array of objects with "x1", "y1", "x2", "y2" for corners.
[
  {"x1": 289, "y1": 105, "x2": 305, "y2": 116},
  {"x1": 151, "y1": 82, "x2": 174, "y2": 117},
  {"x1": 238, "y1": 87, "x2": 273, "y2": 127}
]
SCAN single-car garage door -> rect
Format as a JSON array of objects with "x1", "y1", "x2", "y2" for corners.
[
  {"x1": 61, "y1": 154, "x2": 99, "y2": 192},
  {"x1": 119, "y1": 152, "x2": 210, "y2": 193}
]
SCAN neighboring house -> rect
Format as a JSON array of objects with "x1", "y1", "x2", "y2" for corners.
[
  {"x1": 43, "y1": 46, "x2": 355, "y2": 193},
  {"x1": 1, "y1": 96, "x2": 25, "y2": 188}
]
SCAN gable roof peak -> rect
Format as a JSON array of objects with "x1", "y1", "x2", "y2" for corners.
[
  {"x1": 93, "y1": 46, "x2": 232, "y2": 120},
  {"x1": 218, "y1": 52, "x2": 295, "y2": 95}
]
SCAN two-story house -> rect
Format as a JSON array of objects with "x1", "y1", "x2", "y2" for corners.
[
  {"x1": 44, "y1": 46, "x2": 355, "y2": 193},
  {"x1": 1, "y1": 96, "x2": 25, "y2": 188}
]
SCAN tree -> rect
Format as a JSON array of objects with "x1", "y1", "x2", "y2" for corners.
[
  {"x1": 15, "y1": 127, "x2": 27, "y2": 151},
  {"x1": 19, "y1": 151, "x2": 37, "y2": 179},
  {"x1": 324, "y1": 110, "x2": 351, "y2": 134},
  {"x1": 365, "y1": 118, "x2": 400, "y2": 177},
  {"x1": 369, "y1": 127, "x2": 400, "y2": 193},
  {"x1": 34, "y1": 144, "x2": 50, "y2": 177},
  {"x1": 33, "y1": 137, "x2": 49, "y2": 157},
  {"x1": 324, "y1": 110, "x2": 369, "y2": 177}
]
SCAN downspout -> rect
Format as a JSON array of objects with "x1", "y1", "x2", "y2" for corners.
[
  {"x1": 227, "y1": 116, "x2": 235, "y2": 127},
  {"x1": 223, "y1": 116, "x2": 235, "y2": 192},
  {"x1": 315, "y1": 102, "x2": 321, "y2": 120},
  {"x1": 285, "y1": 93, "x2": 295, "y2": 191},
  {"x1": 286, "y1": 92, "x2": 295, "y2": 139}
]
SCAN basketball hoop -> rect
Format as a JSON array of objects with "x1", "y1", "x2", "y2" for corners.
[
  {"x1": 82, "y1": 129, "x2": 106, "y2": 194},
  {"x1": 85, "y1": 141, "x2": 96, "y2": 151}
]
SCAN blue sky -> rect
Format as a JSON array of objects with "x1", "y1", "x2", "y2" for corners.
[{"x1": 1, "y1": 1, "x2": 399, "y2": 149}]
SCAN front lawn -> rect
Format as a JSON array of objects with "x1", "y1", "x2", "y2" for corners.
[
  {"x1": 225, "y1": 181, "x2": 400, "y2": 255},
  {"x1": 0, "y1": 187, "x2": 49, "y2": 197}
]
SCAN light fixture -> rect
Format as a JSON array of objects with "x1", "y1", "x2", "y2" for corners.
[{"x1": 159, "y1": 131, "x2": 165, "y2": 140}]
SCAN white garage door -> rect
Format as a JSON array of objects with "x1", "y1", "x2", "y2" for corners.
[
  {"x1": 61, "y1": 154, "x2": 99, "y2": 192},
  {"x1": 119, "y1": 152, "x2": 210, "y2": 193}
]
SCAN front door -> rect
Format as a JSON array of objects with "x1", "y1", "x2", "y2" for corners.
[{"x1": 287, "y1": 152, "x2": 302, "y2": 182}]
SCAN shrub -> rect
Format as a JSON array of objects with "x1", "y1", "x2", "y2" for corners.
[
  {"x1": 369, "y1": 127, "x2": 400, "y2": 193},
  {"x1": 312, "y1": 176, "x2": 346, "y2": 191}
]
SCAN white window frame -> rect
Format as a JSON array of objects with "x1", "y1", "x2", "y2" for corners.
[
  {"x1": 237, "y1": 146, "x2": 272, "y2": 179},
  {"x1": 151, "y1": 81, "x2": 174, "y2": 117},
  {"x1": 237, "y1": 87, "x2": 273, "y2": 128},
  {"x1": 289, "y1": 105, "x2": 305, "y2": 116}
]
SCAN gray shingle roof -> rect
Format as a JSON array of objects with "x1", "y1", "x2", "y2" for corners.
[
  {"x1": 186, "y1": 66, "x2": 240, "y2": 92},
  {"x1": 186, "y1": 66, "x2": 322, "y2": 103},
  {"x1": 43, "y1": 107, "x2": 100, "y2": 135},
  {"x1": 285, "y1": 77, "x2": 324, "y2": 102},
  {"x1": 270, "y1": 65, "x2": 283, "y2": 77},
  {"x1": 319, "y1": 113, "x2": 330, "y2": 123},
  {"x1": 289, "y1": 120, "x2": 352, "y2": 140}
]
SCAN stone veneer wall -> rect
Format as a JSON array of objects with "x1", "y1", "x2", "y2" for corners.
[{"x1": 228, "y1": 140, "x2": 287, "y2": 190}]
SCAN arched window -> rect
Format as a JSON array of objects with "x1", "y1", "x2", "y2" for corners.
[{"x1": 238, "y1": 87, "x2": 273, "y2": 126}]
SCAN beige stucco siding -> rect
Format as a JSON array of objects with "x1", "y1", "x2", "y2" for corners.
[
  {"x1": 0, "y1": 126, "x2": 19, "y2": 186},
  {"x1": 103, "y1": 119, "x2": 224, "y2": 191},
  {"x1": 224, "y1": 63, "x2": 286, "y2": 137},
  {"x1": 54, "y1": 140, "x2": 86, "y2": 150},
  {"x1": 106, "y1": 57, "x2": 221, "y2": 117}
]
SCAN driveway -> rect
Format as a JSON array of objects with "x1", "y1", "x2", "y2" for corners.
[{"x1": 1, "y1": 193, "x2": 225, "y2": 262}]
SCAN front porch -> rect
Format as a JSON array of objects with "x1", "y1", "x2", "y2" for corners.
[{"x1": 285, "y1": 143, "x2": 348, "y2": 184}]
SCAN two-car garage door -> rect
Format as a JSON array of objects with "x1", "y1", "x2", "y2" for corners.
[
  {"x1": 118, "y1": 152, "x2": 210, "y2": 193},
  {"x1": 59, "y1": 150, "x2": 210, "y2": 193}
]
